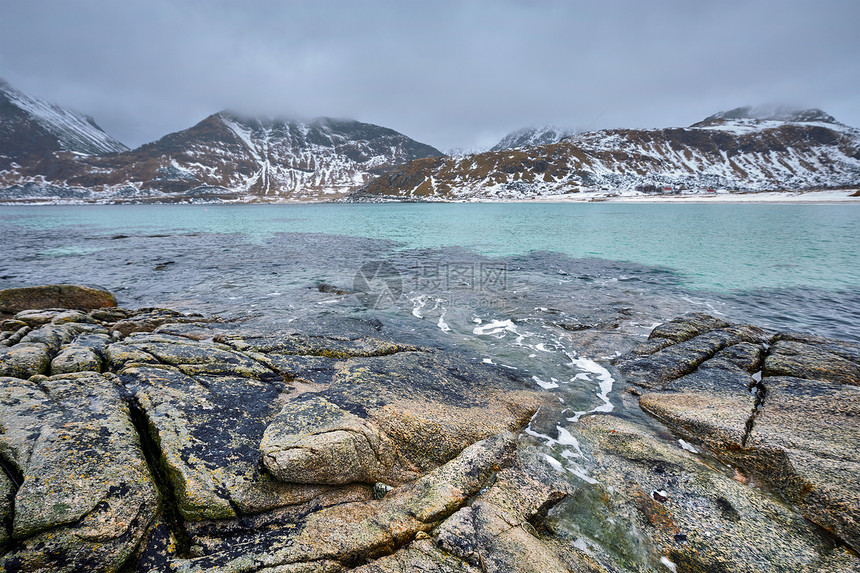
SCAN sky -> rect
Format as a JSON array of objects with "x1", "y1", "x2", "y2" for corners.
[{"x1": 1, "y1": 0, "x2": 858, "y2": 152}]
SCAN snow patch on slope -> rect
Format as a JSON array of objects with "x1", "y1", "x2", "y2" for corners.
[{"x1": 0, "y1": 79, "x2": 128, "y2": 155}]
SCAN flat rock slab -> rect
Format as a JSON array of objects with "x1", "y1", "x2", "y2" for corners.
[
  {"x1": 617, "y1": 313, "x2": 860, "y2": 553},
  {"x1": 0, "y1": 285, "x2": 117, "y2": 315}
]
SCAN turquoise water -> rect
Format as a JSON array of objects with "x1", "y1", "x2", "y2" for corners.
[{"x1": 4, "y1": 203, "x2": 859, "y2": 292}]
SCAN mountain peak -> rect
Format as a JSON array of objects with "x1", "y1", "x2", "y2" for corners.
[
  {"x1": 698, "y1": 106, "x2": 837, "y2": 126},
  {"x1": 0, "y1": 77, "x2": 128, "y2": 156},
  {"x1": 491, "y1": 125, "x2": 576, "y2": 151}
]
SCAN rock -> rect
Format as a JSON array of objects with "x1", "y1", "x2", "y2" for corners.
[
  {"x1": 110, "y1": 308, "x2": 213, "y2": 337},
  {"x1": 49, "y1": 330, "x2": 111, "y2": 374},
  {"x1": 17, "y1": 304, "x2": 853, "y2": 572},
  {"x1": 0, "y1": 372, "x2": 158, "y2": 572},
  {"x1": 161, "y1": 432, "x2": 516, "y2": 572},
  {"x1": 0, "y1": 285, "x2": 117, "y2": 316},
  {"x1": 0, "y1": 344, "x2": 51, "y2": 378},
  {"x1": 0, "y1": 320, "x2": 27, "y2": 332},
  {"x1": 433, "y1": 459, "x2": 590, "y2": 573},
  {"x1": 215, "y1": 331, "x2": 416, "y2": 358},
  {"x1": 261, "y1": 349, "x2": 549, "y2": 487},
  {"x1": 0, "y1": 471, "x2": 13, "y2": 548},
  {"x1": 13, "y1": 309, "x2": 67, "y2": 327},
  {"x1": 350, "y1": 535, "x2": 481, "y2": 572},
  {"x1": 107, "y1": 331, "x2": 549, "y2": 523},
  {"x1": 744, "y1": 376, "x2": 860, "y2": 552},
  {"x1": 50, "y1": 345, "x2": 103, "y2": 374},
  {"x1": 647, "y1": 312, "x2": 731, "y2": 343},
  {"x1": 616, "y1": 317, "x2": 767, "y2": 390},
  {"x1": 764, "y1": 335, "x2": 860, "y2": 385},
  {"x1": 88, "y1": 307, "x2": 136, "y2": 323},
  {"x1": 547, "y1": 414, "x2": 859, "y2": 573},
  {"x1": 619, "y1": 314, "x2": 860, "y2": 554},
  {"x1": 261, "y1": 394, "x2": 403, "y2": 486},
  {"x1": 116, "y1": 362, "x2": 313, "y2": 521},
  {"x1": 50, "y1": 310, "x2": 95, "y2": 325},
  {"x1": 20, "y1": 322, "x2": 101, "y2": 354}
]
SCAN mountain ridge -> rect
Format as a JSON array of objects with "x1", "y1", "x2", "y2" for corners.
[
  {"x1": 490, "y1": 125, "x2": 576, "y2": 151},
  {"x1": 0, "y1": 78, "x2": 128, "y2": 164},
  {"x1": 0, "y1": 79, "x2": 443, "y2": 202},
  {"x1": 348, "y1": 110, "x2": 860, "y2": 201},
  {"x1": 1, "y1": 77, "x2": 858, "y2": 203}
]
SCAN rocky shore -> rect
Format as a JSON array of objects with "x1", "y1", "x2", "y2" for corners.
[{"x1": 1, "y1": 287, "x2": 858, "y2": 572}]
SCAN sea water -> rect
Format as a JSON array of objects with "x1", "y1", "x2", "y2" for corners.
[{"x1": 2, "y1": 202, "x2": 859, "y2": 565}]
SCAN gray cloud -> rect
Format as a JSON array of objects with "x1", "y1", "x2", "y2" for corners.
[{"x1": 1, "y1": 0, "x2": 857, "y2": 151}]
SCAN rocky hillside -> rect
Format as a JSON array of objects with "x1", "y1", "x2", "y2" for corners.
[
  {"x1": 0, "y1": 80, "x2": 442, "y2": 203},
  {"x1": 490, "y1": 125, "x2": 575, "y2": 151},
  {"x1": 0, "y1": 78, "x2": 127, "y2": 166},
  {"x1": 349, "y1": 108, "x2": 860, "y2": 201}
]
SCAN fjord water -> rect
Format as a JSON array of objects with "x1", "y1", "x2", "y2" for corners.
[{"x1": 2, "y1": 202, "x2": 859, "y2": 565}]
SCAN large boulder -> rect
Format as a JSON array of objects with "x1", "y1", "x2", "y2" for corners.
[{"x1": 0, "y1": 285, "x2": 117, "y2": 316}]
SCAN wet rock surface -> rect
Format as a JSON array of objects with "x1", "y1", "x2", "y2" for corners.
[
  {"x1": 616, "y1": 313, "x2": 860, "y2": 555},
  {"x1": 0, "y1": 299, "x2": 575, "y2": 572},
  {"x1": 545, "y1": 414, "x2": 860, "y2": 573}
]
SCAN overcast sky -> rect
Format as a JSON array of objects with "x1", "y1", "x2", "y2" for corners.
[{"x1": 1, "y1": 0, "x2": 857, "y2": 152}]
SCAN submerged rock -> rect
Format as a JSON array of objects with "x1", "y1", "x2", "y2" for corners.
[{"x1": 618, "y1": 313, "x2": 860, "y2": 554}]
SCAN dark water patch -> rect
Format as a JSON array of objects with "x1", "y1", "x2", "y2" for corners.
[{"x1": 714, "y1": 287, "x2": 860, "y2": 343}]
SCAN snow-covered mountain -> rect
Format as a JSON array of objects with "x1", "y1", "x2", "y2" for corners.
[
  {"x1": 0, "y1": 79, "x2": 443, "y2": 202},
  {"x1": 3, "y1": 78, "x2": 859, "y2": 204},
  {"x1": 349, "y1": 109, "x2": 860, "y2": 201},
  {"x1": 490, "y1": 125, "x2": 575, "y2": 151},
  {"x1": 0, "y1": 78, "x2": 128, "y2": 165},
  {"x1": 63, "y1": 111, "x2": 442, "y2": 200}
]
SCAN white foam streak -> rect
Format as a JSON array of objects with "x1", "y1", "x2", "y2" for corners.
[
  {"x1": 532, "y1": 375, "x2": 559, "y2": 389},
  {"x1": 472, "y1": 319, "x2": 519, "y2": 337},
  {"x1": 570, "y1": 356, "x2": 615, "y2": 414}
]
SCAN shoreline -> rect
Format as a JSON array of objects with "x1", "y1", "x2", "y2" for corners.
[
  {"x1": 1, "y1": 188, "x2": 858, "y2": 206},
  {"x1": 460, "y1": 188, "x2": 860, "y2": 204}
]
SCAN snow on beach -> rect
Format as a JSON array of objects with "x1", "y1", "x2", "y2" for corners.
[{"x1": 476, "y1": 188, "x2": 860, "y2": 204}]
